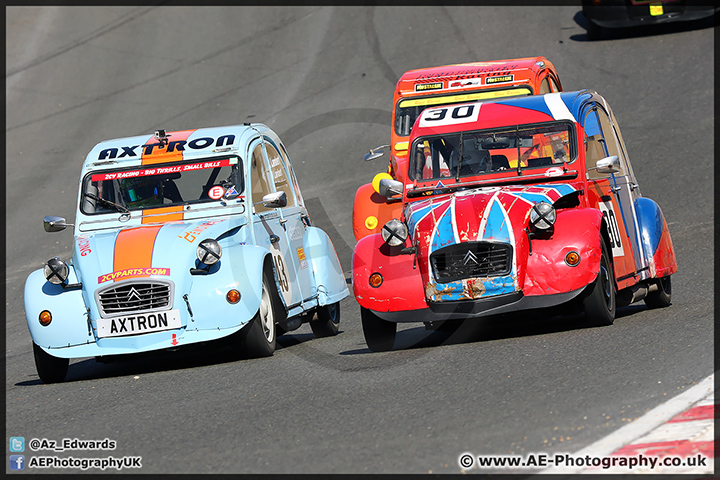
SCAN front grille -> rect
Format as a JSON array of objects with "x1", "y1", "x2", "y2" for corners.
[
  {"x1": 431, "y1": 242, "x2": 512, "y2": 283},
  {"x1": 96, "y1": 280, "x2": 173, "y2": 317}
]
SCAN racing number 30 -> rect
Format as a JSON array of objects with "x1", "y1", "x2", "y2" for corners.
[
  {"x1": 598, "y1": 201, "x2": 625, "y2": 257},
  {"x1": 424, "y1": 105, "x2": 475, "y2": 122},
  {"x1": 420, "y1": 104, "x2": 480, "y2": 127}
]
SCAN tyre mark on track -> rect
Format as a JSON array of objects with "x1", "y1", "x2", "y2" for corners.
[
  {"x1": 6, "y1": 6, "x2": 160, "y2": 78},
  {"x1": 364, "y1": 7, "x2": 399, "y2": 86},
  {"x1": 6, "y1": 8, "x2": 323, "y2": 133},
  {"x1": 278, "y1": 108, "x2": 389, "y2": 146}
]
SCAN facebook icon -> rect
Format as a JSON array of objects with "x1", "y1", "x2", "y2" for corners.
[{"x1": 10, "y1": 455, "x2": 25, "y2": 470}]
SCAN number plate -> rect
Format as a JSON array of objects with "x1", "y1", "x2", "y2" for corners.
[{"x1": 96, "y1": 309, "x2": 182, "y2": 338}]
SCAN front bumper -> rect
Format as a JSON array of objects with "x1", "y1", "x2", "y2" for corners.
[
  {"x1": 35, "y1": 322, "x2": 247, "y2": 359},
  {"x1": 372, "y1": 286, "x2": 586, "y2": 323}
]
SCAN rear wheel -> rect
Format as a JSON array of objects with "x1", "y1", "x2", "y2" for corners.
[
  {"x1": 583, "y1": 242, "x2": 615, "y2": 326},
  {"x1": 361, "y1": 307, "x2": 396, "y2": 352},
  {"x1": 242, "y1": 271, "x2": 277, "y2": 358},
  {"x1": 645, "y1": 275, "x2": 672, "y2": 309},
  {"x1": 33, "y1": 343, "x2": 68, "y2": 384},
  {"x1": 310, "y1": 302, "x2": 341, "y2": 337}
]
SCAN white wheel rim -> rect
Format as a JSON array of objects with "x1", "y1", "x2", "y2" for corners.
[{"x1": 260, "y1": 283, "x2": 275, "y2": 342}]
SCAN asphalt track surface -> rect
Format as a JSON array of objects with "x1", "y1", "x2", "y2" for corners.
[{"x1": 5, "y1": 6, "x2": 714, "y2": 474}]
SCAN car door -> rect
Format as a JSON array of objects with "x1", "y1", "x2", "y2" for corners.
[
  {"x1": 596, "y1": 103, "x2": 650, "y2": 282},
  {"x1": 249, "y1": 139, "x2": 299, "y2": 309},
  {"x1": 261, "y1": 138, "x2": 316, "y2": 305},
  {"x1": 583, "y1": 105, "x2": 638, "y2": 288}
]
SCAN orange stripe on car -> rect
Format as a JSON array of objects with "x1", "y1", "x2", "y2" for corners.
[
  {"x1": 141, "y1": 130, "x2": 196, "y2": 165},
  {"x1": 113, "y1": 226, "x2": 163, "y2": 280},
  {"x1": 141, "y1": 206, "x2": 184, "y2": 224}
]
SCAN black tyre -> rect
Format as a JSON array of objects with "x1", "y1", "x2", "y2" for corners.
[
  {"x1": 586, "y1": 19, "x2": 602, "y2": 41},
  {"x1": 310, "y1": 302, "x2": 341, "y2": 337},
  {"x1": 583, "y1": 242, "x2": 616, "y2": 326},
  {"x1": 645, "y1": 275, "x2": 672, "y2": 309},
  {"x1": 242, "y1": 271, "x2": 277, "y2": 358},
  {"x1": 361, "y1": 307, "x2": 396, "y2": 352},
  {"x1": 33, "y1": 343, "x2": 68, "y2": 384}
]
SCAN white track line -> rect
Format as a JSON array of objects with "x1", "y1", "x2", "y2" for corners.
[{"x1": 542, "y1": 372, "x2": 715, "y2": 474}]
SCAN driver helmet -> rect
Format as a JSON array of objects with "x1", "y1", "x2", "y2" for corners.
[{"x1": 122, "y1": 176, "x2": 163, "y2": 208}]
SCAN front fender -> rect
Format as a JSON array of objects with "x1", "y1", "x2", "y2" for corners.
[
  {"x1": 352, "y1": 182, "x2": 403, "y2": 241},
  {"x1": 24, "y1": 268, "x2": 95, "y2": 349},
  {"x1": 304, "y1": 226, "x2": 349, "y2": 306},
  {"x1": 524, "y1": 208, "x2": 604, "y2": 296},
  {"x1": 188, "y1": 244, "x2": 270, "y2": 330},
  {"x1": 352, "y1": 233, "x2": 427, "y2": 312},
  {"x1": 635, "y1": 197, "x2": 678, "y2": 278}
]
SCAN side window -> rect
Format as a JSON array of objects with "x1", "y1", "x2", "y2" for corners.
[
  {"x1": 583, "y1": 109, "x2": 607, "y2": 180},
  {"x1": 549, "y1": 76, "x2": 560, "y2": 93},
  {"x1": 278, "y1": 143, "x2": 305, "y2": 209},
  {"x1": 539, "y1": 77, "x2": 551, "y2": 94},
  {"x1": 609, "y1": 109, "x2": 637, "y2": 181},
  {"x1": 251, "y1": 143, "x2": 273, "y2": 214},
  {"x1": 596, "y1": 108, "x2": 626, "y2": 176},
  {"x1": 265, "y1": 142, "x2": 296, "y2": 208}
]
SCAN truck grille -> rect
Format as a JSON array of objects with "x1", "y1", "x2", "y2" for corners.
[
  {"x1": 431, "y1": 242, "x2": 512, "y2": 283},
  {"x1": 96, "y1": 280, "x2": 173, "y2": 317}
]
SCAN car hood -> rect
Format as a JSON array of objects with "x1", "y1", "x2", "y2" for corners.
[
  {"x1": 73, "y1": 217, "x2": 247, "y2": 302},
  {"x1": 404, "y1": 184, "x2": 577, "y2": 302}
]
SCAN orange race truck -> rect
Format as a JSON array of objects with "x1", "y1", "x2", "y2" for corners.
[{"x1": 353, "y1": 57, "x2": 562, "y2": 241}]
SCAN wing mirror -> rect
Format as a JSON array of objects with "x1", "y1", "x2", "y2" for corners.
[
  {"x1": 595, "y1": 155, "x2": 620, "y2": 174},
  {"x1": 378, "y1": 178, "x2": 403, "y2": 198},
  {"x1": 43, "y1": 215, "x2": 72, "y2": 232},
  {"x1": 364, "y1": 145, "x2": 389, "y2": 162},
  {"x1": 261, "y1": 191, "x2": 287, "y2": 208}
]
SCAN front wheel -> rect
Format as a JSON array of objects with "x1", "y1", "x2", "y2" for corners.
[
  {"x1": 583, "y1": 242, "x2": 616, "y2": 326},
  {"x1": 310, "y1": 302, "x2": 341, "y2": 337},
  {"x1": 242, "y1": 271, "x2": 277, "y2": 358},
  {"x1": 645, "y1": 276, "x2": 672, "y2": 309},
  {"x1": 33, "y1": 343, "x2": 69, "y2": 384},
  {"x1": 361, "y1": 307, "x2": 396, "y2": 352}
]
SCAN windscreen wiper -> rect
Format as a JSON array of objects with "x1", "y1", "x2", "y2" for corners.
[
  {"x1": 516, "y1": 125, "x2": 522, "y2": 176},
  {"x1": 455, "y1": 132, "x2": 464, "y2": 182},
  {"x1": 84, "y1": 192, "x2": 130, "y2": 214}
]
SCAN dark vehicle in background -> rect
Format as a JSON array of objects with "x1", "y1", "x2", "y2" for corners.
[{"x1": 582, "y1": 0, "x2": 718, "y2": 40}]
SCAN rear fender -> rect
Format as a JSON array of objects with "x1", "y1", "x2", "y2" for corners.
[
  {"x1": 524, "y1": 208, "x2": 604, "y2": 296},
  {"x1": 24, "y1": 268, "x2": 95, "y2": 349},
  {"x1": 635, "y1": 197, "x2": 678, "y2": 278},
  {"x1": 352, "y1": 233, "x2": 427, "y2": 312},
  {"x1": 304, "y1": 227, "x2": 349, "y2": 306},
  {"x1": 352, "y1": 182, "x2": 403, "y2": 241}
]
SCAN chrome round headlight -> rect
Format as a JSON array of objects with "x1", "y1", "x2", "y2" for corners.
[
  {"x1": 197, "y1": 239, "x2": 222, "y2": 265},
  {"x1": 44, "y1": 257, "x2": 69, "y2": 285},
  {"x1": 381, "y1": 218, "x2": 409, "y2": 247},
  {"x1": 529, "y1": 202, "x2": 556, "y2": 230}
]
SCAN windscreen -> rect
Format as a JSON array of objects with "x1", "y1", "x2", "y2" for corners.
[
  {"x1": 81, "y1": 156, "x2": 243, "y2": 214},
  {"x1": 409, "y1": 122, "x2": 574, "y2": 181}
]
